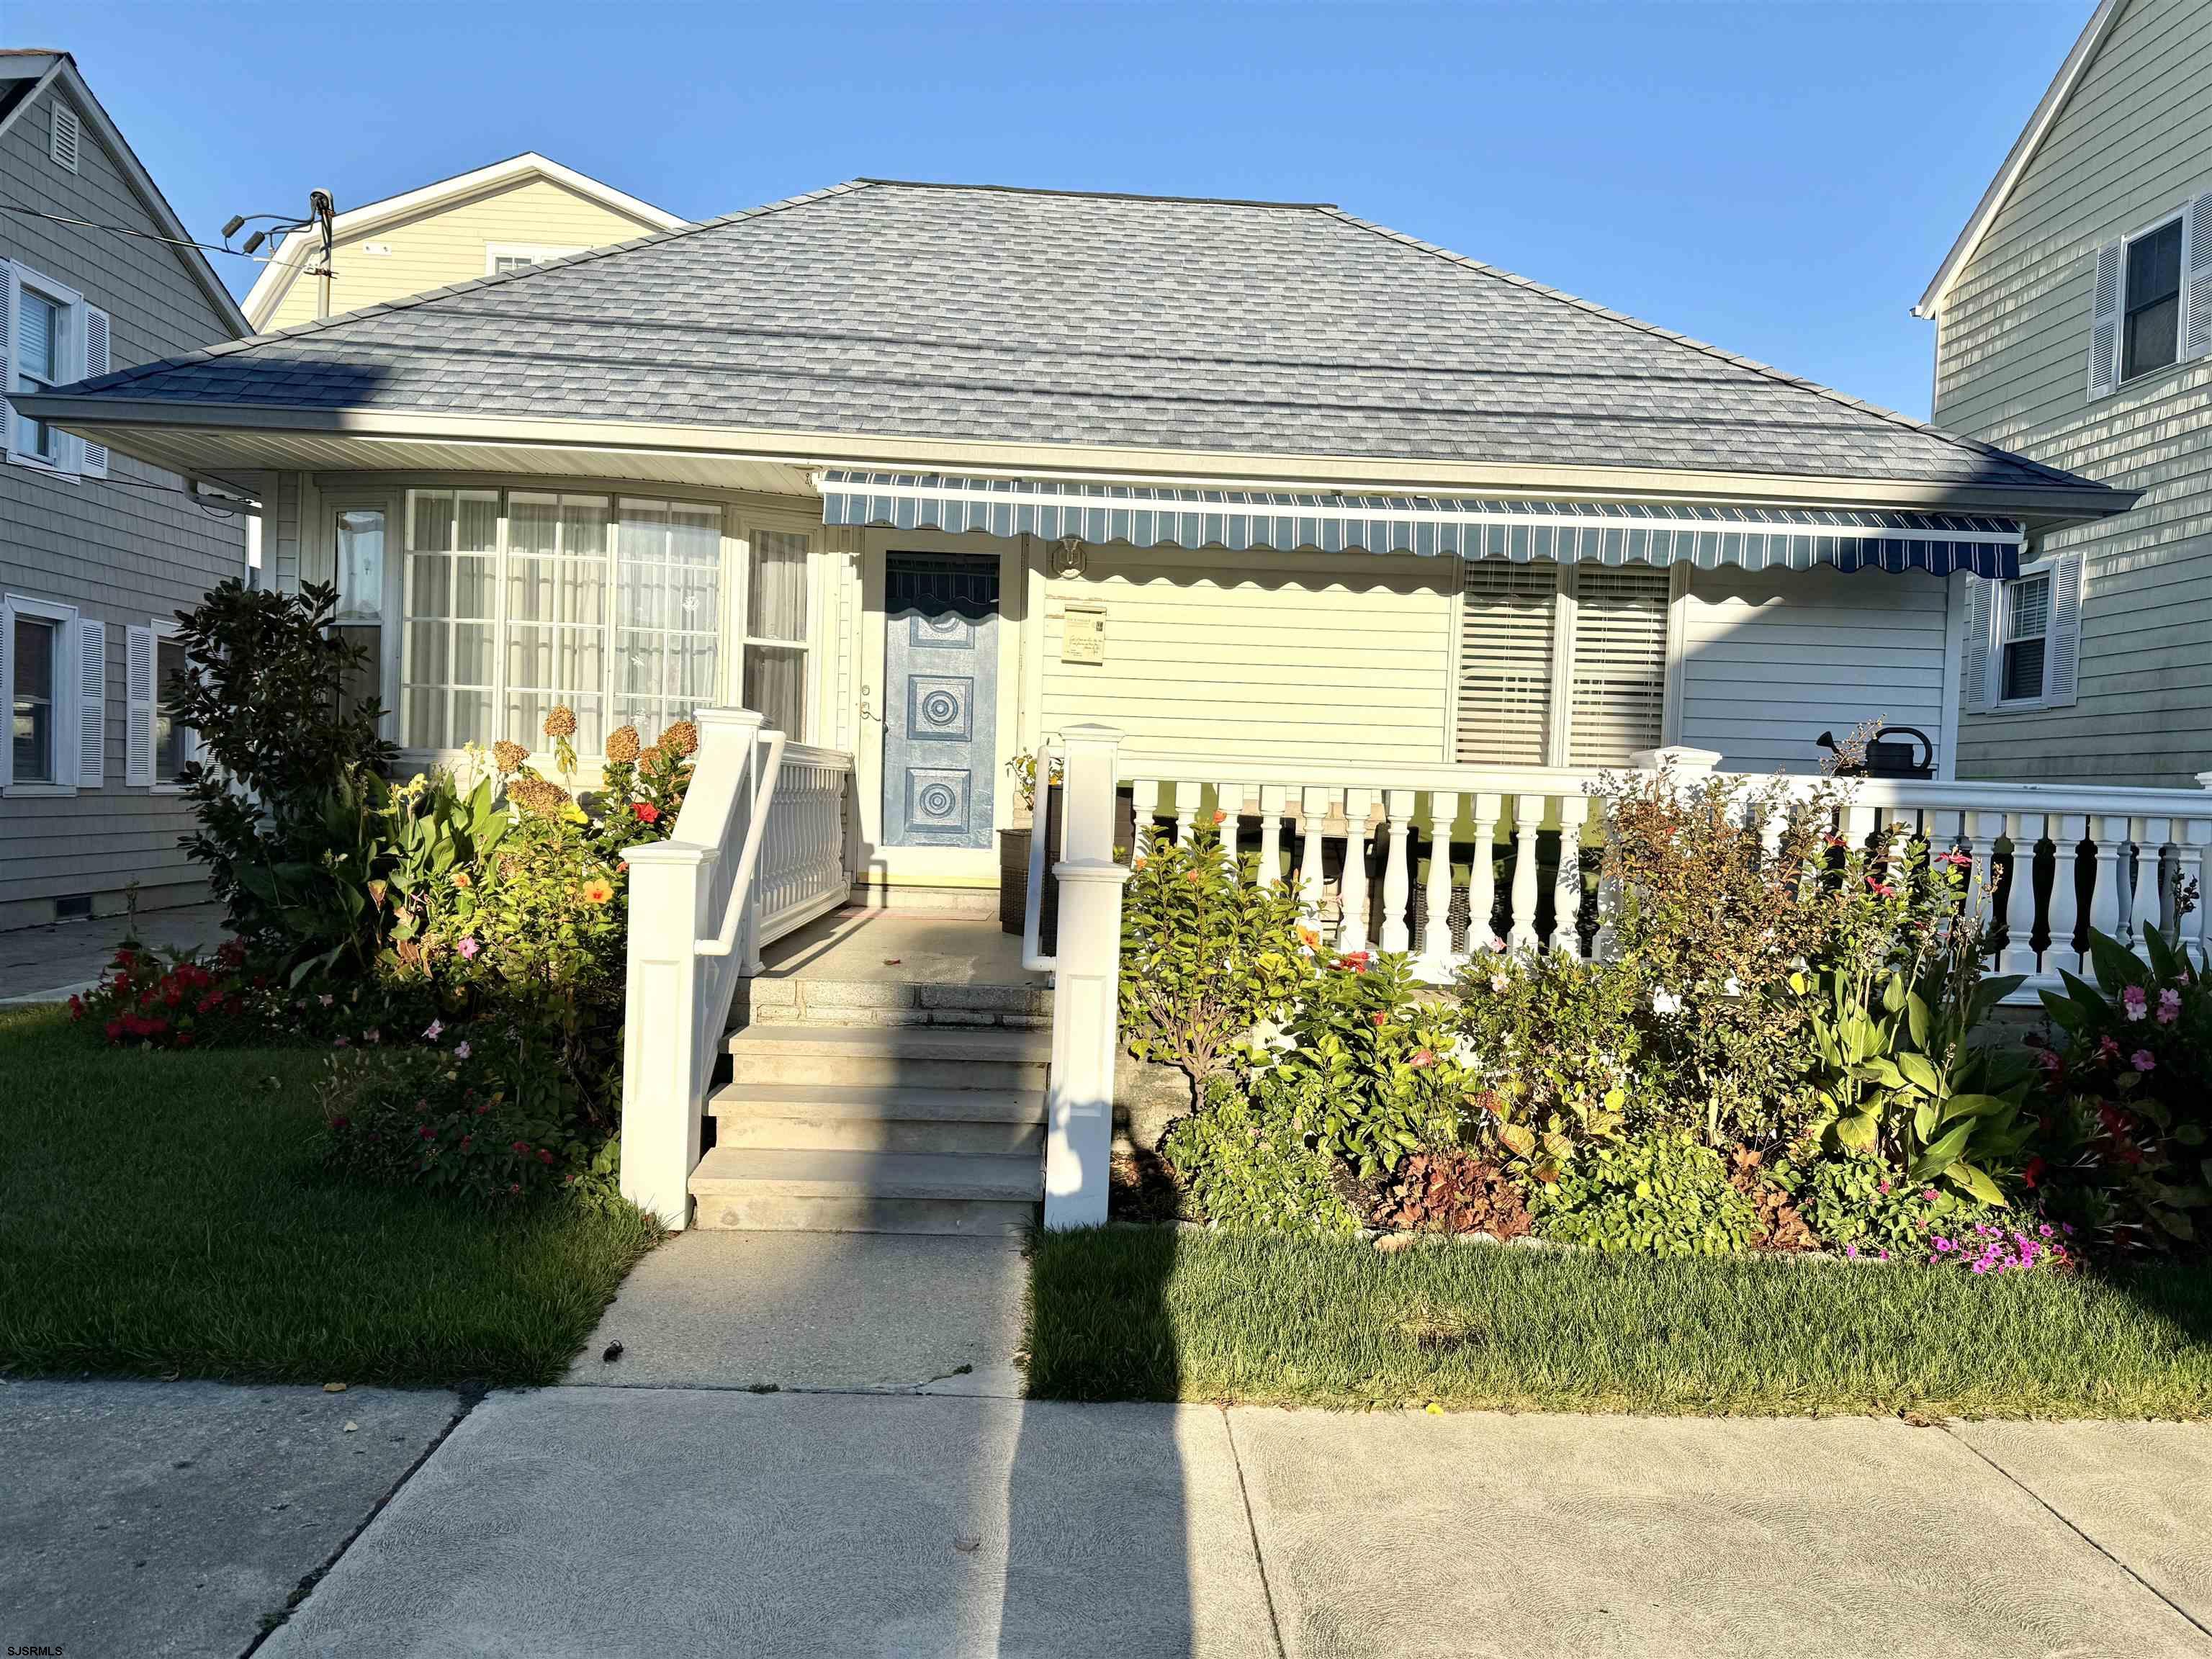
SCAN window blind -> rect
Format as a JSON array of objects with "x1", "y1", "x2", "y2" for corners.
[
  {"x1": 1566, "y1": 565, "x2": 1670, "y2": 767},
  {"x1": 1456, "y1": 559, "x2": 1556, "y2": 765}
]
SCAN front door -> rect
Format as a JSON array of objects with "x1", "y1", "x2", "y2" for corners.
[{"x1": 883, "y1": 553, "x2": 999, "y2": 848}]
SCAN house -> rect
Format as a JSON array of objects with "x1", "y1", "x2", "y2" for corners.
[
  {"x1": 1, "y1": 50, "x2": 251, "y2": 932},
  {"x1": 1917, "y1": 0, "x2": 2212, "y2": 787},
  {"x1": 32, "y1": 176, "x2": 2200, "y2": 1229},
  {"x1": 240, "y1": 151, "x2": 684, "y2": 332}
]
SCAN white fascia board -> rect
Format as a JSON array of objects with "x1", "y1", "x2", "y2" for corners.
[
  {"x1": 240, "y1": 152, "x2": 685, "y2": 328},
  {"x1": 1914, "y1": 0, "x2": 2130, "y2": 320}
]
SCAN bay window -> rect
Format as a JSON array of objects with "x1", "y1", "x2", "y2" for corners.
[{"x1": 397, "y1": 487, "x2": 734, "y2": 755}]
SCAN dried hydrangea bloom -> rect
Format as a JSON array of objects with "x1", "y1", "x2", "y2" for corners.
[
  {"x1": 657, "y1": 719, "x2": 699, "y2": 758},
  {"x1": 604, "y1": 724, "x2": 642, "y2": 765},
  {"x1": 491, "y1": 739, "x2": 529, "y2": 775},
  {"x1": 542, "y1": 705, "x2": 578, "y2": 739},
  {"x1": 508, "y1": 776, "x2": 570, "y2": 818}
]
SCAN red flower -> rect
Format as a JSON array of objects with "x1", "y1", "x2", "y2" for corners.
[
  {"x1": 331, "y1": 1115, "x2": 350, "y2": 1130},
  {"x1": 418, "y1": 1125, "x2": 435, "y2": 1139},
  {"x1": 631, "y1": 801, "x2": 661, "y2": 824},
  {"x1": 511, "y1": 1140, "x2": 531, "y2": 1154},
  {"x1": 2021, "y1": 1156, "x2": 2047, "y2": 1190},
  {"x1": 537, "y1": 1148, "x2": 554, "y2": 1164},
  {"x1": 104, "y1": 1020, "x2": 123, "y2": 1043},
  {"x1": 1370, "y1": 1011, "x2": 1388, "y2": 1028},
  {"x1": 174, "y1": 1031, "x2": 194, "y2": 1049}
]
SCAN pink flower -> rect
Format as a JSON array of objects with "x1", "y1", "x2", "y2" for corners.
[
  {"x1": 2131, "y1": 1049, "x2": 2156, "y2": 1073},
  {"x1": 318, "y1": 994, "x2": 334, "y2": 1008},
  {"x1": 2121, "y1": 986, "x2": 2148, "y2": 1022},
  {"x1": 454, "y1": 1040, "x2": 472, "y2": 1060},
  {"x1": 333, "y1": 1036, "x2": 349, "y2": 1048},
  {"x1": 423, "y1": 1020, "x2": 444, "y2": 1041},
  {"x1": 457, "y1": 936, "x2": 481, "y2": 961},
  {"x1": 2157, "y1": 988, "x2": 2182, "y2": 1025},
  {"x1": 364, "y1": 1028, "x2": 380, "y2": 1045}
]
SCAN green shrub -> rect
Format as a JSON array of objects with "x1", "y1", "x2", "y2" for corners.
[
  {"x1": 1161, "y1": 1076, "x2": 1359, "y2": 1236},
  {"x1": 1536, "y1": 1131, "x2": 1761, "y2": 1256},
  {"x1": 320, "y1": 1018, "x2": 619, "y2": 1205},
  {"x1": 1450, "y1": 948, "x2": 1635, "y2": 1177},
  {"x1": 1120, "y1": 816, "x2": 1313, "y2": 1093},
  {"x1": 1789, "y1": 1154, "x2": 1984, "y2": 1261}
]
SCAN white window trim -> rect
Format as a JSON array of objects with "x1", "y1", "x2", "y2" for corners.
[
  {"x1": 1450, "y1": 557, "x2": 1678, "y2": 768},
  {"x1": 733, "y1": 513, "x2": 822, "y2": 746},
  {"x1": 1991, "y1": 560, "x2": 2057, "y2": 711},
  {"x1": 6, "y1": 261, "x2": 86, "y2": 480},
  {"x1": 2118, "y1": 208, "x2": 2187, "y2": 388},
  {"x1": 148, "y1": 615, "x2": 198, "y2": 793},
  {"x1": 3, "y1": 591, "x2": 83, "y2": 796},
  {"x1": 484, "y1": 243, "x2": 587, "y2": 276}
]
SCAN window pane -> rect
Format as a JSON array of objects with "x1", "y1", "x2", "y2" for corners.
[
  {"x1": 334, "y1": 509, "x2": 385, "y2": 624},
  {"x1": 2005, "y1": 575, "x2": 2049, "y2": 642},
  {"x1": 2123, "y1": 221, "x2": 2184, "y2": 381},
  {"x1": 615, "y1": 499, "x2": 719, "y2": 742},
  {"x1": 17, "y1": 292, "x2": 58, "y2": 381},
  {"x1": 12, "y1": 616, "x2": 56, "y2": 782},
  {"x1": 2124, "y1": 295, "x2": 2179, "y2": 381},
  {"x1": 2002, "y1": 638, "x2": 2047, "y2": 703},
  {"x1": 155, "y1": 637, "x2": 189, "y2": 783},
  {"x1": 749, "y1": 531, "x2": 809, "y2": 642},
  {"x1": 1566, "y1": 565, "x2": 1669, "y2": 768},
  {"x1": 744, "y1": 644, "x2": 806, "y2": 739},
  {"x1": 1456, "y1": 559, "x2": 1556, "y2": 766},
  {"x1": 2126, "y1": 221, "x2": 2183, "y2": 310}
]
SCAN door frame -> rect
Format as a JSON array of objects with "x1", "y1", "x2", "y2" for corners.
[{"x1": 855, "y1": 529, "x2": 1028, "y2": 891}]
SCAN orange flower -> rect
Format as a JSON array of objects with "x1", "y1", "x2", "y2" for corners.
[
  {"x1": 451, "y1": 871, "x2": 472, "y2": 890},
  {"x1": 577, "y1": 874, "x2": 616, "y2": 906}
]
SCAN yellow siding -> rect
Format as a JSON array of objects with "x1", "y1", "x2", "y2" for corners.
[
  {"x1": 261, "y1": 178, "x2": 662, "y2": 329},
  {"x1": 1038, "y1": 545, "x2": 1456, "y2": 765}
]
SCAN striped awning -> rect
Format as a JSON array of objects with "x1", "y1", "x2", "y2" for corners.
[{"x1": 817, "y1": 471, "x2": 2025, "y2": 579}]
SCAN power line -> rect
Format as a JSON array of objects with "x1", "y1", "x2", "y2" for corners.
[{"x1": 0, "y1": 201, "x2": 275, "y2": 262}]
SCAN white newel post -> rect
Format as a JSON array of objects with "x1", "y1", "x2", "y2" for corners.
[
  {"x1": 1044, "y1": 723, "x2": 1130, "y2": 1230},
  {"x1": 619, "y1": 840, "x2": 716, "y2": 1230}
]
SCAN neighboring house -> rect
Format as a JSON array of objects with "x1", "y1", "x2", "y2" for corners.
[
  {"x1": 1, "y1": 49, "x2": 250, "y2": 932},
  {"x1": 1917, "y1": 0, "x2": 2212, "y2": 786},
  {"x1": 27, "y1": 179, "x2": 2131, "y2": 917},
  {"x1": 240, "y1": 151, "x2": 683, "y2": 331}
]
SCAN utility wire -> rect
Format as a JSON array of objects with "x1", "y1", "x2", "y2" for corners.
[{"x1": 0, "y1": 200, "x2": 278, "y2": 262}]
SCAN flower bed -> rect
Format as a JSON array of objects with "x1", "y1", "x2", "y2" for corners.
[{"x1": 1124, "y1": 767, "x2": 2206, "y2": 1272}]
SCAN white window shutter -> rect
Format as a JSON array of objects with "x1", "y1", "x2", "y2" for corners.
[
  {"x1": 2045, "y1": 552, "x2": 2085, "y2": 709},
  {"x1": 1961, "y1": 579, "x2": 1994, "y2": 713},
  {"x1": 1, "y1": 262, "x2": 14, "y2": 452},
  {"x1": 1457, "y1": 559, "x2": 1557, "y2": 765},
  {"x1": 2185, "y1": 192, "x2": 2212, "y2": 362},
  {"x1": 76, "y1": 618, "x2": 105, "y2": 787},
  {"x1": 1565, "y1": 565, "x2": 1670, "y2": 767},
  {"x1": 125, "y1": 624, "x2": 156, "y2": 786},
  {"x1": 79, "y1": 307, "x2": 109, "y2": 477},
  {"x1": 2088, "y1": 238, "x2": 2123, "y2": 399}
]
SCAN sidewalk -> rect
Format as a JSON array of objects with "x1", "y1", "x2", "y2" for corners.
[{"x1": 0, "y1": 902, "x2": 229, "y2": 1003}]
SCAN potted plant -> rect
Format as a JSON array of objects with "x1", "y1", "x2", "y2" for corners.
[{"x1": 1000, "y1": 752, "x2": 1063, "y2": 935}]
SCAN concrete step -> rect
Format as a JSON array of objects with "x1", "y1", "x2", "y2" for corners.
[
  {"x1": 727, "y1": 1024, "x2": 1051, "y2": 1091},
  {"x1": 688, "y1": 1147, "x2": 1040, "y2": 1236},
  {"x1": 708, "y1": 1083, "x2": 1047, "y2": 1155},
  {"x1": 739, "y1": 974, "x2": 1052, "y2": 1030}
]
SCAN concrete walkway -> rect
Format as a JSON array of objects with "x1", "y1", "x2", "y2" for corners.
[{"x1": 0, "y1": 901, "x2": 230, "y2": 1002}]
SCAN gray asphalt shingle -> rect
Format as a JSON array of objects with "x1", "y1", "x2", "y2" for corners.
[{"x1": 61, "y1": 179, "x2": 2098, "y2": 495}]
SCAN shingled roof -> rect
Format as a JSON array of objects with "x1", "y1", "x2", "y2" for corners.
[{"x1": 56, "y1": 178, "x2": 2101, "y2": 495}]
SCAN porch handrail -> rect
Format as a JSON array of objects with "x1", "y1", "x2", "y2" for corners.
[
  {"x1": 1022, "y1": 738, "x2": 1060, "y2": 974},
  {"x1": 698, "y1": 728, "x2": 787, "y2": 958}
]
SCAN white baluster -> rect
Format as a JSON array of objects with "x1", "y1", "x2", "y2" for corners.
[
  {"x1": 1467, "y1": 792, "x2": 1501, "y2": 955},
  {"x1": 1379, "y1": 790, "x2": 1415, "y2": 954},
  {"x1": 1843, "y1": 801, "x2": 1877, "y2": 858},
  {"x1": 1217, "y1": 781, "x2": 1245, "y2": 876},
  {"x1": 2177, "y1": 811, "x2": 2211, "y2": 963},
  {"x1": 2088, "y1": 814, "x2": 2126, "y2": 960},
  {"x1": 1173, "y1": 782, "x2": 1197, "y2": 849},
  {"x1": 1998, "y1": 813, "x2": 2042, "y2": 980},
  {"x1": 1930, "y1": 808, "x2": 1965, "y2": 946},
  {"x1": 1592, "y1": 797, "x2": 1622, "y2": 962},
  {"x1": 1131, "y1": 778, "x2": 1161, "y2": 862},
  {"x1": 1506, "y1": 793, "x2": 1545, "y2": 953},
  {"x1": 2131, "y1": 817, "x2": 2169, "y2": 956},
  {"x1": 2046, "y1": 814, "x2": 2087, "y2": 975},
  {"x1": 1298, "y1": 787, "x2": 1329, "y2": 933},
  {"x1": 1338, "y1": 790, "x2": 1374, "y2": 954},
  {"x1": 1551, "y1": 796, "x2": 1590, "y2": 956},
  {"x1": 1419, "y1": 791, "x2": 1460, "y2": 977},
  {"x1": 1256, "y1": 786, "x2": 1285, "y2": 890}
]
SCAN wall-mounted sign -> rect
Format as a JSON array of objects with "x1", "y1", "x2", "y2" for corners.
[{"x1": 1063, "y1": 603, "x2": 1106, "y2": 664}]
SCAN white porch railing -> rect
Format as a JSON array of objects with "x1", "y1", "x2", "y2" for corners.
[
  {"x1": 1111, "y1": 747, "x2": 2212, "y2": 996},
  {"x1": 619, "y1": 709, "x2": 855, "y2": 1227}
]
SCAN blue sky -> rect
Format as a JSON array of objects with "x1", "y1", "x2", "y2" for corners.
[{"x1": 21, "y1": 1, "x2": 2090, "y2": 421}]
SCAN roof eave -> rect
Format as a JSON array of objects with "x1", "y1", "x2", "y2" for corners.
[
  {"x1": 21, "y1": 395, "x2": 2141, "y2": 532},
  {"x1": 1914, "y1": 0, "x2": 2129, "y2": 320}
]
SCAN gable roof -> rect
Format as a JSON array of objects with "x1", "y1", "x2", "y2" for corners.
[
  {"x1": 239, "y1": 151, "x2": 685, "y2": 328},
  {"x1": 1914, "y1": 0, "x2": 2129, "y2": 320},
  {"x1": 0, "y1": 50, "x2": 250, "y2": 336},
  {"x1": 38, "y1": 177, "x2": 2116, "y2": 508}
]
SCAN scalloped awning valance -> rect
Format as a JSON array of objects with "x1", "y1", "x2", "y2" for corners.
[{"x1": 817, "y1": 471, "x2": 2024, "y2": 579}]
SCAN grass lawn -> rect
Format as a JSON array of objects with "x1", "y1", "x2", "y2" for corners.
[
  {"x1": 0, "y1": 1005, "x2": 660, "y2": 1387},
  {"x1": 1027, "y1": 1226, "x2": 2212, "y2": 1418}
]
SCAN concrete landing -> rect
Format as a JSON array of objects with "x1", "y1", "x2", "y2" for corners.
[
  {"x1": 565, "y1": 1229, "x2": 1029, "y2": 1394},
  {"x1": 744, "y1": 906, "x2": 1051, "y2": 1028}
]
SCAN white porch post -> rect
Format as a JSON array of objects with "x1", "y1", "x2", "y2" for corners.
[
  {"x1": 618, "y1": 840, "x2": 716, "y2": 1230},
  {"x1": 1044, "y1": 723, "x2": 1129, "y2": 1230}
]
